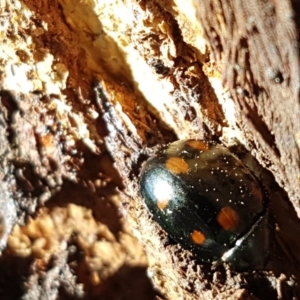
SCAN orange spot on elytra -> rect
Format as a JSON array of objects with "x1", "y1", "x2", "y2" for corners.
[
  {"x1": 157, "y1": 198, "x2": 170, "y2": 210},
  {"x1": 186, "y1": 140, "x2": 210, "y2": 151},
  {"x1": 217, "y1": 206, "x2": 239, "y2": 231},
  {"x1": 191, "y1": 230, "x2": 206, "y2": 245},
  {"x1": 165, "y1": 157, "x2": 189, "y2": 174}
]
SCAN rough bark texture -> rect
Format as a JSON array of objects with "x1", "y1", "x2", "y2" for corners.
[
  {"x1": 194, "y1": 0, "x2": 300, "y2": 216},
  {"x1": 99, "y1": 0, "x2": 300, "y2": 299},
  {"x1": 0, "y1": 0, "x2": 299, "y2": 299}
]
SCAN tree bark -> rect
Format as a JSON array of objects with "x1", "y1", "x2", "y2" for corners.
[{"x1": 0, "y1": 0, "x2": 299, "y2": 299}]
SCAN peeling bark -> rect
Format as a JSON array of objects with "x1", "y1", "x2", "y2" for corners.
[{"x1": 0, "y1": 0, "x2": 300, "y2": 299}]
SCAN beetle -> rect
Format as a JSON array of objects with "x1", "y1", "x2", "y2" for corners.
[{"x1": 139, "y1": 139, "x2": 270, "y2": 270}]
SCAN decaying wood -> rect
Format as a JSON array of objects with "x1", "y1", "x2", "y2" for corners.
[
  {"x1": 0, "y1": 0, "x2": 299, "y2": 299},
  {"x1": 98, "y1": 0, "x2": 300, "y2": 299},
  {"x1": 194, "y1": 0, "x2": 300, "y2": 213}
]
